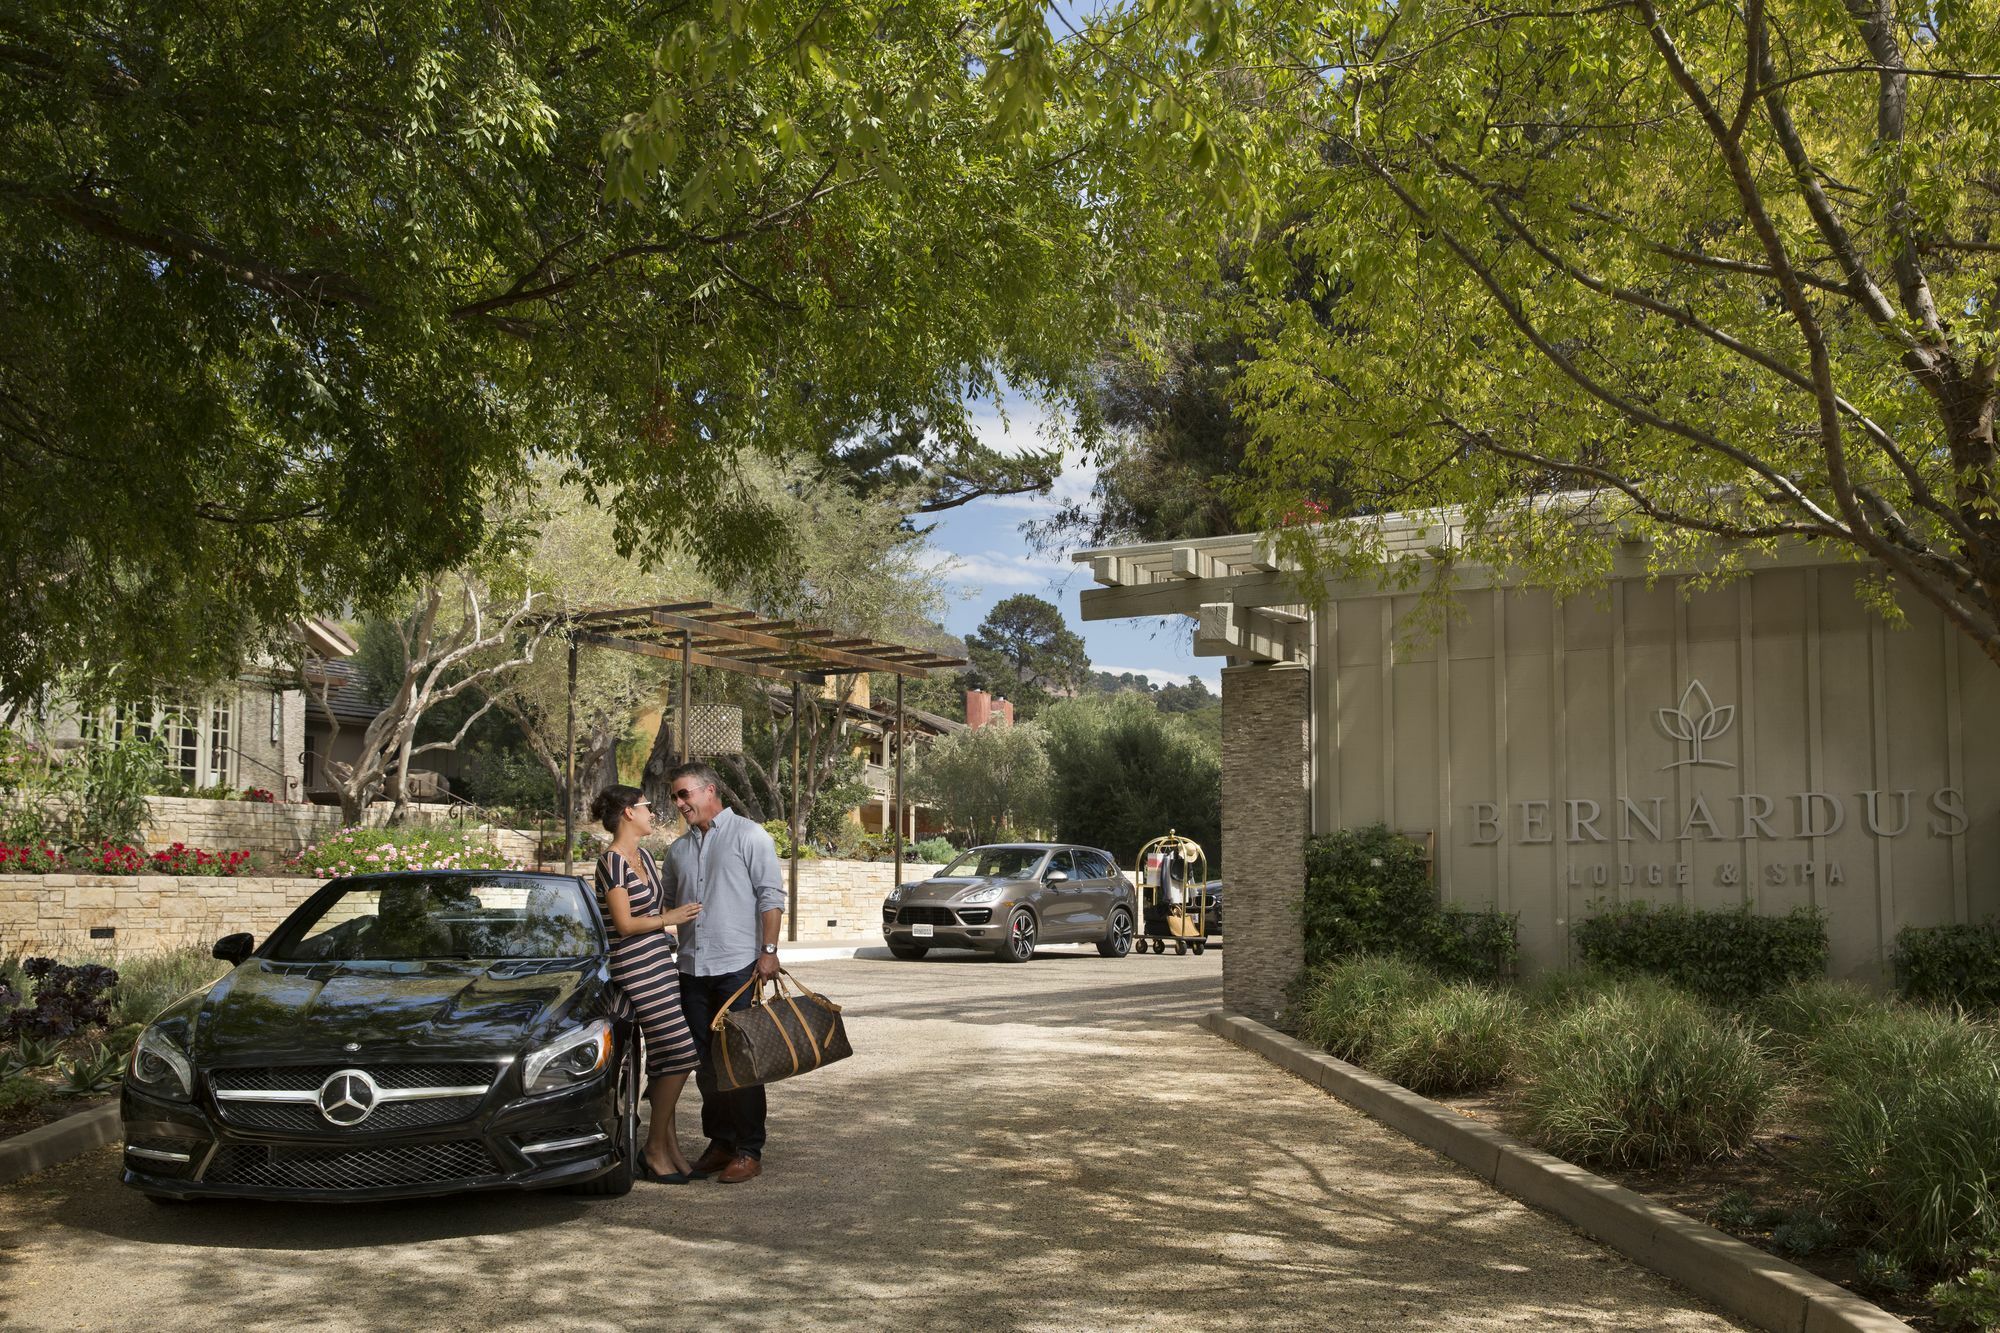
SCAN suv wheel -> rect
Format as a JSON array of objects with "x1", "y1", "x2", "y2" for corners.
[
  {"x1": 888, "y1": 942, "x2": 930, "y2": 960},
  {"x1": 1096, "y1": 907, "x2": 1134, "y2": 958},
  {"x1": 996, "y1": 908, "x2": 1036, "y2": 963}
]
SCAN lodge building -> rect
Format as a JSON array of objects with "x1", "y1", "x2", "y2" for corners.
[{"x1": 1076, "y1": 515, "x2": 2000, "y2": 1019}]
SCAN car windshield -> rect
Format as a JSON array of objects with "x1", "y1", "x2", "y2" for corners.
[
  {"x1": 937, "y1": 847, "x2": 1046, "y2": 880},
  {"x1": 267, "y1": 876, "x2": 602, "y2": 962}
]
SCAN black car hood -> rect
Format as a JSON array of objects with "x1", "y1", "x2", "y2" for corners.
[{"x1": 193, "y1": 959, "x2": 599, "y2": 1062}]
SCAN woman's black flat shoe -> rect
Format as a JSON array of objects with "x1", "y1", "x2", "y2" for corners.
[{"x1": 657, "y1": 1170, "x2": 695, "y2": 1185}]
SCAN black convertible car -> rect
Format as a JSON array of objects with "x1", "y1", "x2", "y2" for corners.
[{"x1": 121, "y1": 871, "x2": 643, "y2": 1202}]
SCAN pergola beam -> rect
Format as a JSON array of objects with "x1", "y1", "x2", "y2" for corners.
[{"x1": 573, "y1": 631, "x2": 824, "y2": 684}]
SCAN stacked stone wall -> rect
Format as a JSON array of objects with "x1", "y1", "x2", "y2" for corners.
[
  {"x1": 138, "y1": 795, "x2": 477, "y2": 860},
  {"x1": 1220, "y1": 664, "x2": 1311, "y2": 1022},
  {"x1": 0, "y1": 859, "x2": 942, "y2": 959}
]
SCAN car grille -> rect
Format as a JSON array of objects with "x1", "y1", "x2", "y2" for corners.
[
  {"x1": 204, "y1": 1140, "x2": 496, "y2": 1190},
  {"x1": 211, "y1": 1063, "x2": 499, "y2": 1093},
  {"x1": 897, "y1": 905, "x2": 961, "y2": 926},
  {"x1": 219, "y1": 1096, "x2": 486, "y2": 1133}
]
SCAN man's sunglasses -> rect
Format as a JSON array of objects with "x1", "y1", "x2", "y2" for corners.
[{"x1": 670, "y1": 787, "x2": 696, "y2": 801}]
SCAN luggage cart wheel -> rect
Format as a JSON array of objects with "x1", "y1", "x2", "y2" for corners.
[
  {"x1": 1173, "y1": 940, "x2": 1187, "y2": 956},
  {"x1": 1192, "y1": 941, "x2": 1205, "y2": 956}
]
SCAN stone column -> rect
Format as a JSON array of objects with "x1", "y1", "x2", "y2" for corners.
[{"x1": 1220, "y1": 662, "x2": 1311, "y2": 1021}]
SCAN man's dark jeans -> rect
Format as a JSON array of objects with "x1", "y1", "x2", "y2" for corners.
[{"x1": 679, "y1": 962, "x2": 767, "y2": 1160}]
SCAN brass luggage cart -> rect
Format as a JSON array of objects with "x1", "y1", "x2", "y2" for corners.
[{"x1": 1130, "y1": 832, "x2": 1210, "y2": 956}]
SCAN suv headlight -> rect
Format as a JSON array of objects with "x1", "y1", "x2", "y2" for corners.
[
  {"x1": 523, "y1": 1019, "x2": 612, "y2": 1094},
  {"x1": 129, "y1": 1025, "x2": 193, "y2": 1101},
  {"x1": 959, "y1": 885, "x2": 1006, "y2": 905}
]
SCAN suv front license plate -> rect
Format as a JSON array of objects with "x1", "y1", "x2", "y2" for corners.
[{"x1": 912, "y1": 924, "x2": 934, "y2": 938}]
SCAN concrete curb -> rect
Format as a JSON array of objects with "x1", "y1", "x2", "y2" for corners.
[
  {"x1": 1201, "y1": 1011, "x2": 1910, "y2": 1333},
  {"x1": 0, "y1": 1100, "x2": 119, "y2": 1186}
]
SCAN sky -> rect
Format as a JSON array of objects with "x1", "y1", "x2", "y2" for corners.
[{"x1": 918, "y1": 392, "x2": 1223, "y2": 695}]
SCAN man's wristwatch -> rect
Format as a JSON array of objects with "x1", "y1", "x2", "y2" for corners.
[{"x1": 761, "y1": 944, "x2": 777, "y2": 956}]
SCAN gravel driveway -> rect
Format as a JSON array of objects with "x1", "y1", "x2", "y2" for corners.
[{"x1": 0, "y1": 949, "x2": 1742, "y2": 1330}]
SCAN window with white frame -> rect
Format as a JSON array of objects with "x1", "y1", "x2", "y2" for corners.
[{"x1": 104, "y1": 694, "x2": 236, "y2": 788}]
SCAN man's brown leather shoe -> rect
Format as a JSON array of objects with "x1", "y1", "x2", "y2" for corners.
[
  {"x1": 691, "y1": 1144, "x2": 735, "y2": 1178},
  {"x1": 716, "y1": 1154, "x2": 762, "y2": 1184}
]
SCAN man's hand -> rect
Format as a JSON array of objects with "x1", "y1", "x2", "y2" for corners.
[{"x1": 753, "y1": 950, "x2": 780, "y2": 981}]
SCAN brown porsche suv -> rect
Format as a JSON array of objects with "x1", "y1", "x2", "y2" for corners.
[{"x1": 881, "y1": 843, "x2": 1136, "y2": 962}]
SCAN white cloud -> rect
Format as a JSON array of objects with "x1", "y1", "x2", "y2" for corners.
[
  {"x1": 938, "y1": 549, "x2": 1078, "y2": 592},
  {"x1": 1092, "y1": 663, "x2": 1223, "y2": 693}
]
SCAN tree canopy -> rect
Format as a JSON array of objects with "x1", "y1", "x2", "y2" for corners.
[
  {"x1": 1039, "y1": 693, "x2": 1220, "y2": 868},
  {"x1": 1198, "y1": 0, "x2": 2000, "y2": 662},
  {"x1": 964, "y1": 593, "x2": 1090, "y2": 718},
  {"x1": 0, "y1": 0, "x2": 1191, "y2": 710}
]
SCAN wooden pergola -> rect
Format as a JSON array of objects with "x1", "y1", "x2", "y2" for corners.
[{"x1": 545, "y1": 600, "x2": 966, "y2": 940}]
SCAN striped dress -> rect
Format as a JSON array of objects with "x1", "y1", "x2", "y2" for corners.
[{"x1": 595, "y1": 849, "x2": 700, "y2": 1079}]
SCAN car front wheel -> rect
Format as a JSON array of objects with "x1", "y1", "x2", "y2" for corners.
[
  {"x1": 888, "y1": 942, "x2": 930, "y2": 960},
  {"x1": 996, "y1": 908, "x2": 1036, "y2": 963},
  {"x1": 573, "y1": 1030, "x2": 640, "y2": 1196},
  {"x1": 1096, "y1": 907, "x2": 1134, "y2": 958}
]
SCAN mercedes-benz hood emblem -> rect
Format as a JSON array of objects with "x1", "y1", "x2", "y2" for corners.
[{"x1": 317, "y1": 1069, "x2": 380, "y2": 1126}]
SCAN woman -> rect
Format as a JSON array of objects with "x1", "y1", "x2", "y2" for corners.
[{"x1": 591, "y1": 784, "x2": 703, "y2": 1183}]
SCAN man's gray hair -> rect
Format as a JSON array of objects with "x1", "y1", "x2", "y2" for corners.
[{"x1": 666, "y1": 759, "x2": 723, "y2": 794}]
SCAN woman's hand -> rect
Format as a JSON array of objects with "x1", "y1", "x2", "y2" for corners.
[{"x1": 662, "y1": 902, "x2": 703, "y2": 928}]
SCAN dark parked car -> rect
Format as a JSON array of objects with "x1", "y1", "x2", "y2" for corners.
[
  {"x1": 882, "y1": 843, "x2": 1137, "y2": 962},
  {"x1": 121, "y1": 871, "x2": 643, "y2": 1202}
]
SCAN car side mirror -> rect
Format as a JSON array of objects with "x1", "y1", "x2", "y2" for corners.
[
  {"x1": 213, "y1": 932, "x2": 255, "y2": 965},
  {"x1": 1044, "y1": 870, "x2": 1069, "y2": 885}
]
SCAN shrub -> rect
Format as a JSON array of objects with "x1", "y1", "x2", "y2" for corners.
[
  {"x1": 1302, "y1": 825, "x2": 1518, "y2": 980},
  {"x1": 1893, "y1": 922, "x2": 2000, "y2": 1011},
  {"x1": 113, "y1": 946, "x2": 231, "y2": 1027},
  {"x1": 1931, "y1": 1258, "x2": 2000, "y2": 1331},
  {"x1": 911, "y1": 836, "x2": 957, "y2": 864},
  {"x1": 1572, "y1": 901, "x2": 1828, "y2": 1002},
  {"x1": 1, "y1": 958, "x2": 119, "y2": 1041},
  {"x1": 1807, "y1": 1005, "x2": 2000, "y2": 1272},
  {"x1": 1293, "y1": 954, "x2": 1440, "y2": 1062},
  {"x1": 291, "y1": 825, "x2": 517, "y2": 876},
  {"x1": 1523, "y1": 982, "x2": 1772, "y2": 1168},
  {"x1": 760, "y1": 819, "x2": 819, "y2": 861},
  {"x1": 0, "y1": 1074, "x2": 47, "y2": 1115},
  {"x1": 1372, "y1": 982, "x2": 1521, "y2": 1096},
  {"x1": 1752, "y1": 979, "x2": 1886, "y2": 1064}
]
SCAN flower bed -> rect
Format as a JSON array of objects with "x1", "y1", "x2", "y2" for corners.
[
  {"x1": 5, "y1": 840, "x2": 262, "y2": 875},
  {"x1": 288, "y1": 825, "x2": 521, "y2": 877}
]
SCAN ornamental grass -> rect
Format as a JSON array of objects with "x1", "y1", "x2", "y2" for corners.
[
  {"x1": 1371, "y1": 981, "x2": 1521, "y2": 1096},
  {"x1": 1521, "y1": 981, "x2": 1772, "y2": 1168}
]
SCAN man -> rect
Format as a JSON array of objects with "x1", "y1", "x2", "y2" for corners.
[{"x1": 658, "y1": 759, "x2": 785, "y2": 1184}]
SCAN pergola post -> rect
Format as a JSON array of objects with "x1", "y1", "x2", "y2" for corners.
[
  {"x1": 563, "y1": 636, "x2": 577, "y2": 876},
  {"x1": 678, "y1": 631, "x2": 692, "y2": 763},
  {"x1": 893, "y1": 673, "x2": 905, "y2": 887},
  {"x1": 788, "y1": 681, "x2": 801, "y2": 944}
]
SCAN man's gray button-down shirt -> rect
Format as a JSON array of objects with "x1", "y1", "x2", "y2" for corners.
[{"x1": 660, "y1": 806, "x2": 786, "y2": 976}]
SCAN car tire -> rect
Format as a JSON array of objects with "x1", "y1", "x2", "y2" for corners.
[
  {"x1": 573, "y1": 1030, "x2": 641, "y2": 1197},
  {"x1": 1096, "y1": 907, "x2": 1134, "y2": 958},
  {"x1": 996, "y1": 908, "x2": 1036, "y2": 963},
  {"x1": 888, "y1": 942, "x2": 930, "y2": 960}
]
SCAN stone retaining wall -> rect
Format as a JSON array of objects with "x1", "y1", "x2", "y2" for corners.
[
  {"x1": 0, "y1": 859, "x2": 942, "y2": 958},
  {"x1": 138, "y1": 795, "x2": 471, "y2": 860}
]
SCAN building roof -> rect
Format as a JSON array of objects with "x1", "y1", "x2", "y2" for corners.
[{"x1": 303, "y1": 657, "x2": 385, "y2": 725}]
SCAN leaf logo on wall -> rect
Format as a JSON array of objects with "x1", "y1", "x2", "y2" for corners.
[{"x1": 1658, "y1": 679, "x2": 1736, "y2": 770}]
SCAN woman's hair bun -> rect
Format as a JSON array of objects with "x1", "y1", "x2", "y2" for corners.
[{"x1": 590, "y1": 784, "x2": 645, "y2": 834}]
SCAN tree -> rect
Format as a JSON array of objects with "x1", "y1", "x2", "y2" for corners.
[
  {"x1": 964, "y1": 595, "x2": 1090, "y2": 718},
  {"x1": 0, "y1": 0, "x2": 1164, "y2": 712},
  {"x1": 1210, "y1": 0, "x2": 2000, "y2": 663},
  {"x1": 308, "y1": 576, "x2": 545, "y2": 825},
  {"x1": 1039, "y1": 694, "x2": 1220, "y2": 869},
  {"x1": 909, "y1": 722, "x2": 1053, "y2": 844}
]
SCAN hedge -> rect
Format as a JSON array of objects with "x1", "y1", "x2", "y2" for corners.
[{"x1": 1572, "y1": 901, "x2": 1827, "y2": 1002}]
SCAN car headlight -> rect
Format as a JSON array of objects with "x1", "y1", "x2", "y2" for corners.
[
  {"x1": 959, "y1": 885, "x2": 1006, "y2": 905},
  {"x1": 885, "y1": 886, "x2": 904, "y2": 904},
  {"x1": 129, "y1": 1025, "x2": 193, "y2": 1101},
  {"x1": 522, "y1": 1019, "x2": 612, "y2": 1094}
]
